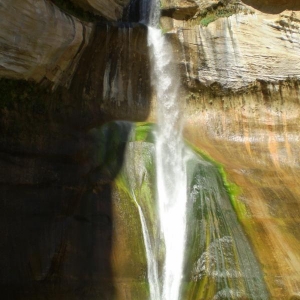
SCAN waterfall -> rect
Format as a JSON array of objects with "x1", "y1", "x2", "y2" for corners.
[
  {"x1": 149, "y1": 26, "x2": 187, "y2": 300},
  {"x1": 141, "y1": 0, "x2": 188, "y2": 299},
  {"x1": 127, "y1": 1, "x2": 268, "y2": 300}
]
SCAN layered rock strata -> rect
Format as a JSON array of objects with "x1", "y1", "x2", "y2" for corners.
[
  {"x1": 71, "y1": 0, "x2": 130, "y2": 20},
  {"x1": 165, "y1": 5, "x2": 300, "y2": 91},
  {"x1": 242, "y1": 0, "x2": 300, "y2": 14},
  {"x1": 0, "y1": 0, "x2": 93, "y2": 87},
  {"x1": 160, "y1": 1, "x2": 300, "y2": 298},
  {"x1": 70, "y1": 23, "x2": 152, "y2": 121},
  {"x1": 183, "y1": 81, "x2": 300, "y2": 299}
]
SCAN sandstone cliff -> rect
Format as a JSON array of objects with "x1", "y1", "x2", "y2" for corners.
[
  {"x1": 161, "y1": 1, "x2": 300, "y2": 92},
  {"x1": 160, "y1": 1, "x2": 300, "y2": 298},
  {"x1": 1, "y1": 0, "x2": 300, "y2": 299},
  {"x1": 0, "y1": 0, "x2": 93, "y2": 87},
  {"x1": 71, "y1": 0, "x2": 131, "y2": 20}
]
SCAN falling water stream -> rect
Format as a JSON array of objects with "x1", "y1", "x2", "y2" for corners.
[
  {"x1": 144, "y1": 0, "x2": 188, "y2": 299},
  {"x1": 116, "y1": 0, "x2": 269, "y2": 299},
  {"x1": 149, "y1": 29, "x2": 187, "y2": 300}
]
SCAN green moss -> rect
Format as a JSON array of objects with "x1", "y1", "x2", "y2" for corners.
[
  {"x1": 185, "y1": 140, "x2": 247, "y2": 218},
  {"x1": 96, "y1": 122, "x2": 266, "y2": 299},
  {"x1": 200, "y1": 10, "x2": 235, "y2": 26},
  {"x1": 50, "y1": 0, "x2": 105, "y2": 22},
  {"x1": 195, "y1": 4, "x2": 254, "y2": 27},
  {"x1": 114, "y1": 178, "x2": 149, "y2": 276},
  {"x1": 133, "y1": 122, "x2": 155, "y2": 143}
]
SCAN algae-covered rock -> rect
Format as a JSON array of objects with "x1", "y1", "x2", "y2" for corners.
[{"x1": 96, "y1": 121, "x2": 268, "y2": 299}]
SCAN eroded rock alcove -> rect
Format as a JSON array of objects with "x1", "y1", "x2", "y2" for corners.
[{"x1": 0, "y1": 0, "x2": 300, "y2": 299}]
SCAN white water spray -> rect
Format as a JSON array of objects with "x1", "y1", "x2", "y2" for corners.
[
  {"x1": 143, "y1": 1, "x2": 188, "y2": 299},
  {"x1": 129, "y1": 2, "x2": 269, "y2": 299}
]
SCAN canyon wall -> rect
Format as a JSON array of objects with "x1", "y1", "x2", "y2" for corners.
[
  {"x1": 1, "y1": 0, "x2": 300, "y2": 299},
  {"x1": 0, "y1": 0, "x2": 93, "y2": 88},
  {"x1": 161, "y1": 1, "x2": 300, "y2": 298},
  {"x1": 71, "y1": 0, "x2": 131, "y2": 20}
]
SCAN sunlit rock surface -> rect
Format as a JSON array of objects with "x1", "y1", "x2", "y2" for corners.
[
  {"x1": 183, "y1": 81, "x2": 300, "y2": 299},
  {"x1": 161, "y1": 0, "x2": 218, "y2": 13},
  {"x1": 159, "y1": 1, "x2": 300, "y2": 298},
  {"x1": 1, "y1": 0, "x2": 300, "y2": 298},
  {"x1": 71, "y1": 0, "x2": 130, "y2": 20},
  {"x1": 162, "y1": 0, "x2": 300, "y2": 16},
  {"x1": 171, "y1": 8, "x2": 300, "y2": 91},
  {"x1": 0, "y1": 0, "x2": 92, "y2": 87}
]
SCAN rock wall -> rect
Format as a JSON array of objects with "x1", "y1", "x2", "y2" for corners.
[
  {"x1": 70, "y1": 22, "x2": 152, "y2": 121},
  {"x1": 0, "y1": 3, "x2": 151, "y2": 298},
  {"x1": 180, "y1": 11, "x2": 300, "y2": 90},
  {"x1": 162, "y1": 2, "x2": 300, "y2": 92},
  {"x1": 183, "y1": 81, "x2": 300, "y2": 299},
  {"x1": 1, "y1": 0, "x2": 300, "y2": 299},
  {"x1": 243, "y1": 0, "x2": 300, "y2": 14},
  {"x1": 162, "y1": 0, "x2": 300, "y2": 15},
  {"x1": 0, "y1": 118, "x2": 127, "y2": 299},
  {"x1": 71, "y1": 0, "x2": 130, "y2": 20},
  {"x1": 159, "y1": 0, "x2": 300, "y2": 298},
  {"x1": 0, "y1": 0, "x2": 93, "y2": 87}
]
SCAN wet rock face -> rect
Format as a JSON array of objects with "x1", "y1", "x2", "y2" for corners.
[
  {"x1": 71, "y1": 0, "x2": 131, "y2": 20},
  {"x1": 161, "y1": 1, "x2": 300, "y2": 298},
  {"x1": 0, "y1": 0, "x2": 92, "y2": 87},
  {"x1": 1, "y1": 0, "x2": 300, "y2": 299},
  {"x1": 70, "y1": 23, "x2": 152, "y2": 122},
  {"x1": 183, "y1": 81, "x2": 300, "y2": 299},
  {"x1": 0, "y1": 16, "x2": 152, "y2": 297}
]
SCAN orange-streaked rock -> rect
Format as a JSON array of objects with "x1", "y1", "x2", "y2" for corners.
[{"x1": 183, "y1": 81, "x2": 300, "y2": 299}]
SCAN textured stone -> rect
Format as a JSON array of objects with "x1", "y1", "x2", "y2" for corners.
[
  {"x1": 0, "y1": 0, "x2": 93, "y2": 87},
  {"x1": 158, "y1": 3, "x2": 300, "y2": 298},
  {"x1": 70, "y1": 23, "x2": 152, "y2": 121},
  {"x1": 171, "y1": 9, "x2": 300, "y2": 91},
  {"x1": 161, "y1": 0, "x2": 219, "y2": 11},
  {"x1": 0, "y1": 116, "x2": 126, "y2": 299},
  {"x1": 162, "y1": 0, "x2": 300, "y2": 16},
  {"x1": 243, "y1": 0, "x2": 300, "y2": 14},
  {"x1": 71, "y1": 0, "x2": 130, "y2": 20},
  {"x1": 183, "y1": 80, "x2": 300, "y2": 299}
]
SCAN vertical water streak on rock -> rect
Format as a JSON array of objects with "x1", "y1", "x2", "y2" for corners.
[
  {"x1": 127, "y1": 27, "x2": 133, "y2": 106},
  {"x1": 131, "y1": 191, "x2": 161, "y2": 299},
  {"x1": 185, "y1": 149, "x2": 270, "y2": 300},
  {"x1": 178, "y1": 28, "x2": 190, "y2": 84},
  {"x1": 103, "y1": 60, "x2": 111, "y2": 101}
]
